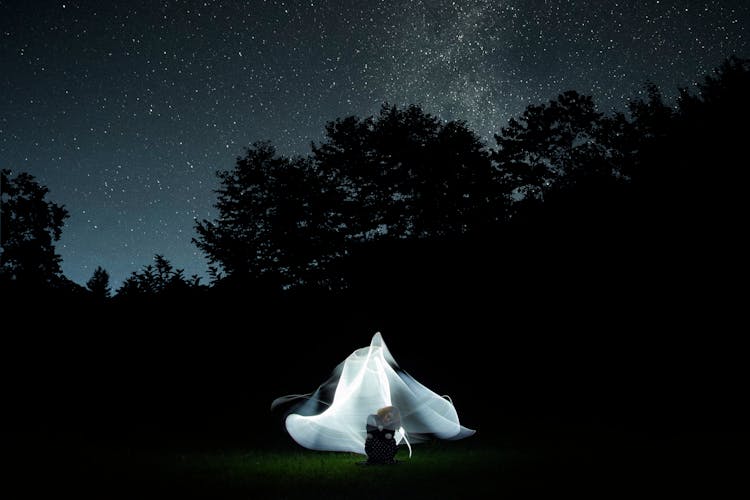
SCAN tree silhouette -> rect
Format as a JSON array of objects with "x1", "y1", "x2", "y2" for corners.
[
  {"x1": 622, "y1": 56, "x2": 750, "y2": 231},
  {"x1": 493, "y1": 91, "x2": 612, "y2": 199},
  {"x1": 674, "y1": 55, "x2": 750, "y2": 218},
  {"x1": 116, "y1": 254, "x2": 200, "y2": 298},
  {"x1": 0, "y1": 169, "x2": 69, "y2": 287},
  {"x1": 679, "y1": 56, "x2": 750, "y2": 116},
  {"x1": 86, "y1": 266, "x2": 111, "y2": 299},
  {"x1": 194, "y1": 105, "x2": 501, "y2": 292},
  {"x1": 492, "y1": 90, "x2": 633, "y2": 233},
  {"x1": 312, "y1": 104, "x2": 498, "y2": 240},
  {"x1": 194, "y1": 142, "x2": 345, "y2": 290},
  {"x1": 183, "y1": 58, "x2": 747, "y2": 298}
]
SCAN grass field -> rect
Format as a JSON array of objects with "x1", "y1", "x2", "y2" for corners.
[
  {"x1": 99, "y1": 441, "x2": 567, "y2": 498},
  {"x1": 134, "y1": 443, "x2": 521, "y2": 498},
  {"x1": 7, "y1": 429, "x2": 746, "y2": 498}
]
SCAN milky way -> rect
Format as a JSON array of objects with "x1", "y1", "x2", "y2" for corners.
[{"x1": 1, "y1": 1, "x2": 748, "y2": 286}]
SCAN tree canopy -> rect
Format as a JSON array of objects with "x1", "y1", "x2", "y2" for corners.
[
  {"x1": 86, "y1": 266, "x2": 111, "y2": 300},
  {"x1": 0, "y1": 169, "x2": 69, "y2": 287},
  {"x1": 3, "y1": 57, "x2": 747, "y2": 297},
  {"x1": 195, "y1": 105, "x2": 499, "y2": 289}
]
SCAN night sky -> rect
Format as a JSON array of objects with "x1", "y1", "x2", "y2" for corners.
[{"x1": 1, "y1": 1, "x2": 748, "y2": 287}]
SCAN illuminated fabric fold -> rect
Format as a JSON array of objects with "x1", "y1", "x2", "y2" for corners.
[{"x1": 271, "y1": 332, "x2": 475, "y2": 455}]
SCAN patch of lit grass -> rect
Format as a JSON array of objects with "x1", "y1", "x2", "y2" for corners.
[{"x1": 130, "y1": 441, "x2": 529, "y2": 498}]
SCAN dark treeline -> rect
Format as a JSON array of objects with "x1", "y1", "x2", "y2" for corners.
[{"x1": 1, "y1": 58, "x2": 748, "y2": 449}]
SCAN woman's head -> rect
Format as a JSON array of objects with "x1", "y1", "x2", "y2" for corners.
[{"x1": 377, "y1": 406, "x2": 400, "y2": 425}]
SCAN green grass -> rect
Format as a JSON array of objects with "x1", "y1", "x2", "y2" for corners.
[
  {"x1": 13, "y1": 430, "x2": 744, "y2": 498},
  {"x1": 93, "y1": 438, "x2": 623, "y2": 498},
  {"x1": 60, "y1": 439, "x2": 562, "y2": 498},
  {"x1": 127, "y1": 443, "x2": 521, "y2": 498}
]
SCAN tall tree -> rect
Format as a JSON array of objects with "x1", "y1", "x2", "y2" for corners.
[
  {"x1": 492, "y1": 91, "x2": 627, "y2": 225},
  {"x1": 195, "y1": 105, "x2": 500, "y2": 291},
  {"x1": 194, "y1": 142, "x2": 345, "y2": 289},
  {"x1": 312, "y1": 104, "x2": 498, "y2": 240},
  {"x1": 86, "y1": 266, "x2": 111, "y2": 299},
  {"x1": 493, "y1": 91, "x2": 608, "y2": 197},
  {"x1": 0, "y1": 169, "x2": 69, "y2": 286},
  {"x1": 630, "y1": 57, "x2": 750, "y2": 244},
  {"x1": 618, "y1": 57, "x2": 750, "y2": 233}
]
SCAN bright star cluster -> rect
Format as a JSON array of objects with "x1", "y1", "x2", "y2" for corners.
[{"x1": 1, "y1": 1, "x2": 747, "y2": 286}]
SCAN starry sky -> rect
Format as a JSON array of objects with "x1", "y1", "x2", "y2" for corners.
[{"x1": 1, "y1": 0, "x2": 748, "y2": 287}]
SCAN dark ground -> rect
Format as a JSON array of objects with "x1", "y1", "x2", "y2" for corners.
[{"x1": 2, "y1": 278, "x2": 748, "y2": 498}]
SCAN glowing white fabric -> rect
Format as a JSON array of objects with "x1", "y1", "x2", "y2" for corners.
[{"x1": 271, "y1": 332, "x2": 475, "y2": 455}]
